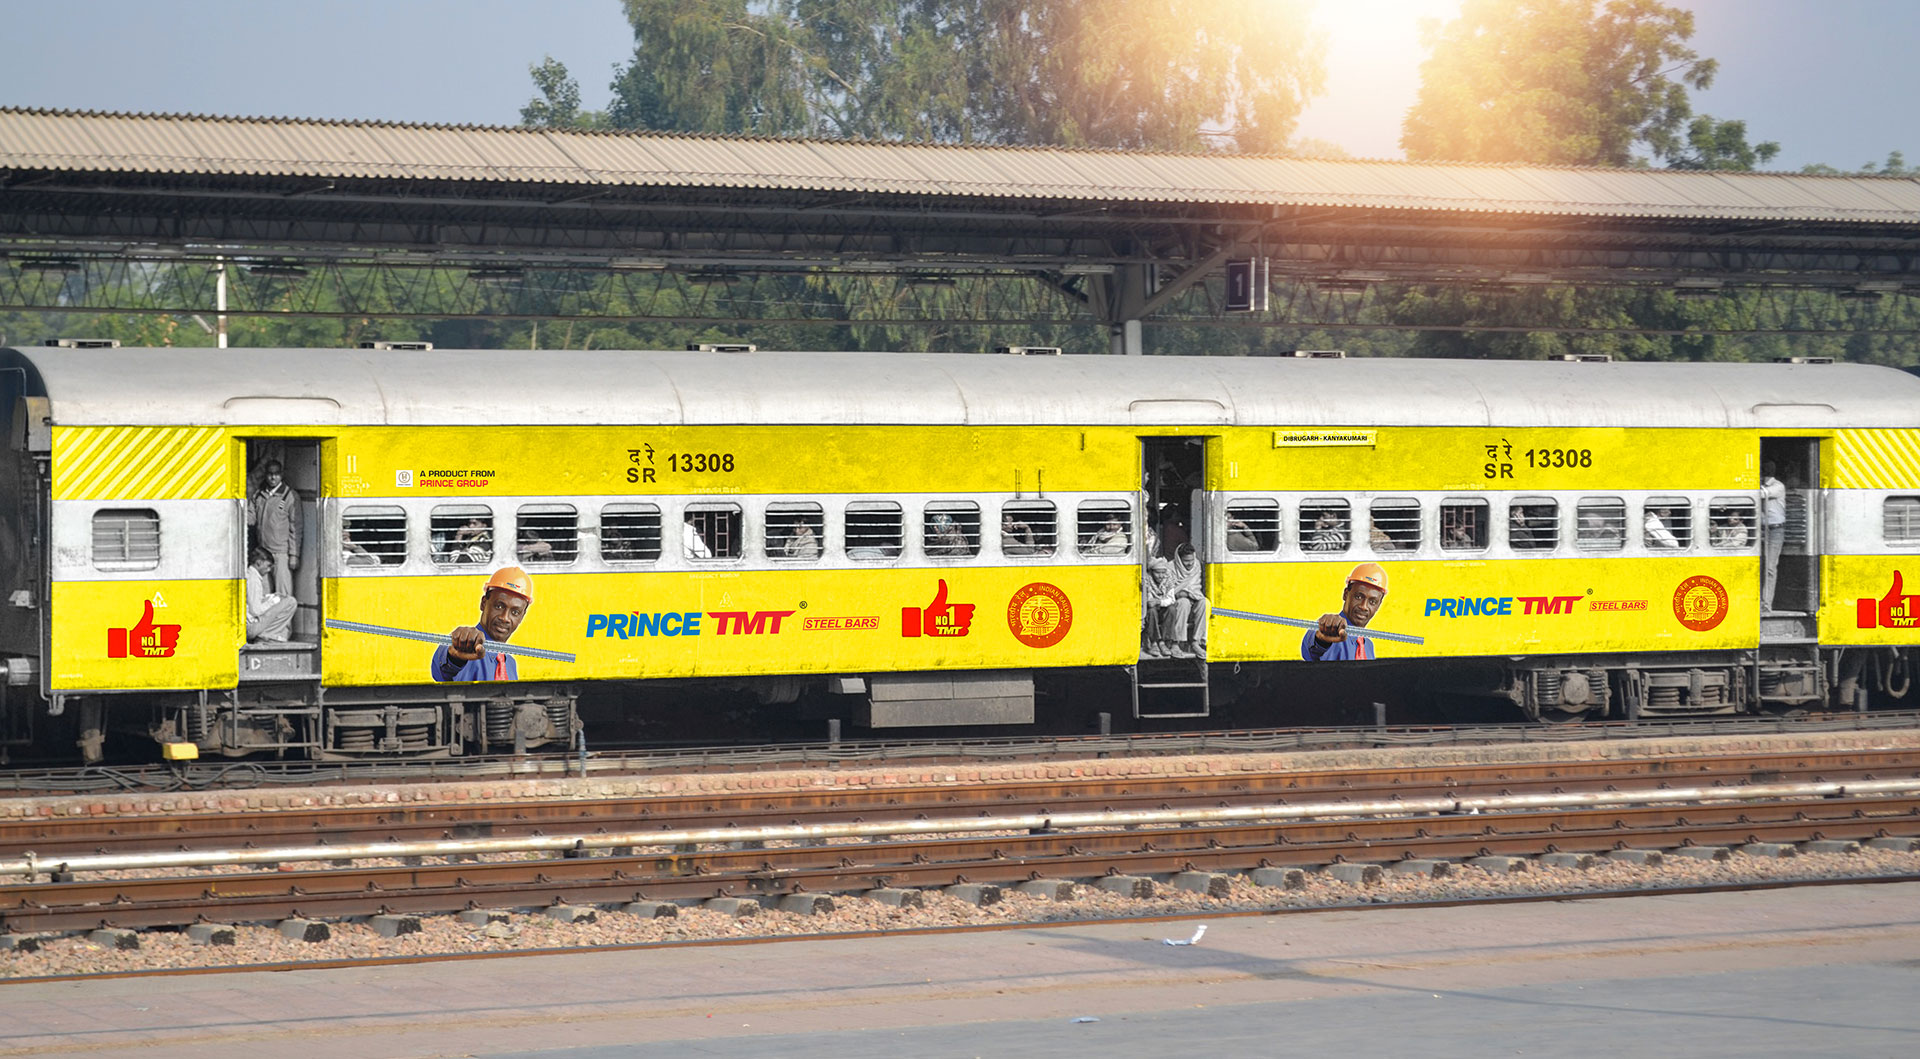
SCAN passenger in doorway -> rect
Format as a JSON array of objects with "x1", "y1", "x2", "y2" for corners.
[
  {"x1": 244, "y1": 548, "x2": 297, "y2": 643},
  {"x1": 1142, "y1": 556, "x2": 1176, "y2": 657},
  {"x1": 1761, "y1": 462, "x2": 1788, "y2": 612},
  {"x1": 246, "y1": 459, "x2": 300, "y2": 595},
  {"x1": 1302, "y1": 562, "x2": 1389, "y2": 661},
  {"x1": 431, "y1": 567, "x2": 532, "y2": 682},
  {"x1": 1161, "y1": 543, "x2": 1209, "y2": 658}
]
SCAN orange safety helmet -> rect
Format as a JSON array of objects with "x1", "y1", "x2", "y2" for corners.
[
  {"x1": 1345, "y1": 562, "x2": 1388, "y2": 595},
  {"x1": 484, "y1": 566, "x2": 534, "y2": 605}
]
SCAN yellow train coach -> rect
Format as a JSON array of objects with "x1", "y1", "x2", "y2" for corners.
[{"x1": 2, "y1": 345, "x2": 1917, "y2": 762}]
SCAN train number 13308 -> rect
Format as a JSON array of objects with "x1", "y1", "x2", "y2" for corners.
[
  {"x1": 1525, "y1": 448, "x2": 1592, "y2": 468},
  {"x1": 669, "y1": 452, "x2": 735, "y2": 473}
]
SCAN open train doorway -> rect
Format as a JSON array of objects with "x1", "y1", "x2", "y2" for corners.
[
  {"x1": 239, "y1": 440, "x2": 321, "y2": 677},
  {"x1": 1760, "y1": 437, "x2": 1820, "y2": 630},
  {"x1": 1135, "y1": 437, "x2": 1210, "y2": 719}
]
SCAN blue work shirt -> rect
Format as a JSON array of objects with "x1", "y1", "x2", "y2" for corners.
[
  {"x1": 1300, "y1": 623, "x2": 1374, "y2": 661},
  {"x1": 430, "y1": 644, "x2": 519, "y2": 682}
]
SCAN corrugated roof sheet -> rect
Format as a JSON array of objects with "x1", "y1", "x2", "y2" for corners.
[{"x1": 5, "y1": 108, "x2": 1920, "y2": 224}]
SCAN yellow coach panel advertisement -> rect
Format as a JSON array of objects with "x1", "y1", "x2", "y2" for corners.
[
  {"x1": 1210, "y1": 557, "x2": 1757, "y2": 662},
  {"x1": 321, "y1": 566, "x2": 1138, "y2": 686},
  {"x1": 1219, "y1": 427, "x2": 1754, "y2": 492},
  {"x1": 51, "y1": 580, "x2": 240, "y2": 690},
  {"x1": 1822, "y1": 555, "x2": 1920, "y2": 647}
]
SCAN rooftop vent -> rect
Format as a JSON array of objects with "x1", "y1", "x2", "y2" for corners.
[
  {"x1": 1282, "y1": 350, "x2": 1347, "y2": 359},
  {"x1": 42, "y1": 338, "x2": 120, "y2": 348},
  {"x1": 360, "y1": 341, "x2": 434, "y2": 351},
  {"x1": 1551, "y1": 354, "x2": 1613, "y2": 362},
  {"x1": 994, "y1": 345, "x2": 1062, "y2": 355},
  {"x1": 1774, "y1": 356, "x2": 1836, "y2": 364},
  {"x1": 688, "y1": 343, "x2": 757, "y2": 353}
]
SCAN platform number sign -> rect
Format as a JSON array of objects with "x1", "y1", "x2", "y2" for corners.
[{"x1": 1225, "y1": 258, "x2": 1270, "y2": 313}]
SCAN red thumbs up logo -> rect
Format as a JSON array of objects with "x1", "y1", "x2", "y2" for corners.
[
  {"x1": 1858, "y1": 571, "x2": 1919, "y2": 630},
  {"x1": 901, "y1": 579, "x2": 975, "y2": 638},
  {"x1": 107, "y1": 600, "x2": 182, "y2": 658}
]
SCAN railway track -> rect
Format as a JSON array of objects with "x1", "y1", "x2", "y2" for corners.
[
  {"x1": 5, "y1": 749, "x2": 1919, "y2": 935},
  {"x1": 8, "y1": 748, "x2": 1920, "y2": 858}
]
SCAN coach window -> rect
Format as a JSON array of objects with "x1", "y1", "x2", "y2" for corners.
[
  {"x1": 1003, "y1": 500, "x2": 1058, "y2": 557},
  {"x1": 685, "y1": 504, "x2": 742, "y2": 560},
  {"x1": 846, "y1": 501, "x2": 904, "y2": 560},
  {"x1": 1575, "y1": 498, "x2": 1626, "y2": 550},
  {"x1": 1370, "y1": 498, "x2": 1421, "y2": 552},
  {"x1": 923, "y1": 501, "x2": 980, "y2": 558},
  {"x1": 92, "y1": 508, "x2": 160, "y2": 569},
  {"x1": 1299, "y1": 499, "x2": 1350, "y2": 553},
  {"x1": 1225, "y1": 499, "x2": 1280, "y2": 553},
  {"x1": 342, "y1": 506, "x2": 405, "y2": 566},
  {"x1": 1886, "y1": 497, "x2": 1920, "y2": 545},
  {"x1": 1644, "y1": 497, "x2": 1693, "y2": 549},
  {"x1": 516, "y1": 504, "x2": 578, "y2": 565},
  {"x1": 1508, "y1": 498, "x2": 1559, "y2": 551},
  {"x1": 1707, "y1": 498, "x2": 1757, "y2": 549},
  {"x1": 431, "y1": 505, "x2": 493, "y2": 566},
  {"x1": 601, "y1": 503, "x2": 662, "y2": 563},
  {"x1": 1439, "y1": 499, "x2": 1488, "y2": 551},
  {"x1": 1077, "y1": 500, "x2": 1133, "y2": 557},
  {"x1": 767, "y1": 502, "x2": 825, "y2": 561}
]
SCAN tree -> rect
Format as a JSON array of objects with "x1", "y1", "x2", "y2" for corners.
[
  {"x1": 1665, "y1": 115, "x2": 1779, "y2": 171},
  {"x1": 521, "y1": 56, "x2": 610, "y2": 129},
  {"x1": 1402, "y1": 0, "x2": 1721, "y2": 167},
  {"x1": 533, "y1": 0, "x2": 1323, "y2": 151}
]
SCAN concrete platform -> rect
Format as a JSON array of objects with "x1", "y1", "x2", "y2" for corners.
[{"x1": 4, "y1": 883, "x2": 1918, "y2": 1059}]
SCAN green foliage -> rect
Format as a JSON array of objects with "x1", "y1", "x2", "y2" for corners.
[
  {"x1": 539, "y1": 0, "x2": 1322, "y2": 150},
  {"x1": 1402, "y1": 0, "x2": 1719, "y2": 166},
  {"x1": 1802, "y1": 151, "x2": 1914, "y2": 177},
  {"x1": 1665, "y1": 115, "x2": 1779, "y2": 171}
]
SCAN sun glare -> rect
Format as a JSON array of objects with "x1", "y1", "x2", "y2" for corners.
[{"x1": 1293, "y1": 0, "x2": 1464, "y2": 159}]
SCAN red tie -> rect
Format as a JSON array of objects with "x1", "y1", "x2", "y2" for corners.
[{"x1": 493, "y1": 653, "x2": 507, "y2": 681}]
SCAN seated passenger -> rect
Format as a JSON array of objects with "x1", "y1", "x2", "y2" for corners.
[
  {"x1": 782, "y1": 520, "x2": 821, "y2": 559},
  {"x1": 1644, "y1": 508, "x2": 1680, "y2": 549},
  {"x1": 245, "y1": 548, "x2": 297, "y2": 643},
  {"x1": 683, "y1": 514, "x2": 714, "y2": 559},
  {"x1": 1305, "y1": 509, "x2": 1349, "y2": 552},
  {"x1": 341, "y1": 527, "x2": 381, "y2": 567},
  {"x1": 1225, "y1": 515, "x2": 1259, "y2": 552},
  {"x1": 517, "y1": 527, "x2": 554, "y2": 562},
  {"x1": 1160, "y1": 543, "x2": 1209, "y2": 658}
]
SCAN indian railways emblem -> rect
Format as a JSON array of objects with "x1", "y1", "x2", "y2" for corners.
[
  {"x1": 1672, "y1": 575, "x2": 1730, "y2": 632},
  {"x1": 1007, "y1": 582, "x2": 1073, "y2": 649}
]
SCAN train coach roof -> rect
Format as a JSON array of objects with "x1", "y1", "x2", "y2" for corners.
[{"x1": 5, "y1": 347, "x2": 1918, "y2": 430}]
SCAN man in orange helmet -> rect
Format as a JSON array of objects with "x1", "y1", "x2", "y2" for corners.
[
  {"x1": 1302, "y1": 562, "x2": 1388, "y2": 661},
  {"x1": 431, "y1": 567, "x2": 534, "y2": 682}
]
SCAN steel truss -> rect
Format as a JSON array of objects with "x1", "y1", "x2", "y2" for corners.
[{"x1": 4, "y1": 254, "x2": 1918, "y2": 337}]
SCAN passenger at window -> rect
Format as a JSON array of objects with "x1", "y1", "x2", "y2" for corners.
[
  {"x1": 1090, "y1": 515, "x2": 1131, "y2": 555},
  {"x1": 1306, "y1": 509, "x2": 1349, "y2": 552},
  {"x1": 431, "y1": 567, "x2": 532, "y2": 682},
  {"x1": 1644, "y1": 508, "x2": 1680, "y2": 549},
  {"x1": 1710, "y1": 511, "x2": 1750, "y2": 549},
  {"x1": 782, "y1": 520, "x2": 821, "y2": 559},
  {"x1": 1370, "y1": 524, "x2": 1398, "y2": 551},
  {"x1": 927, "y1": 513, "x2": 970, "y2": 557},
  {"x1": 246, "y1": 460, "x2": 300, "y2": 595},
  {"x1": 516, "y1": 526, "x2": 554, "y2": 562},
  {"x1": 452, "y1": 517, "x2": 492, "y2": 563},
  {"x1": 1226, "y1": 515, "x2": 1259, "y2": 552},
  {"x1": 1001, "y1": 511, "x2": 1039, "y2": 556},
  {"x1": 244, "y1": 547, "x2": 297, "y2": 643},
  {"x1": 341, "y1": 527, "x2": 381, "y2": 567}
]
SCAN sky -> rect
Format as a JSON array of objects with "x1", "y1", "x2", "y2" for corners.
[{"x1": 0, "y1": 0, "x2": 1912, "y2": 173}]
